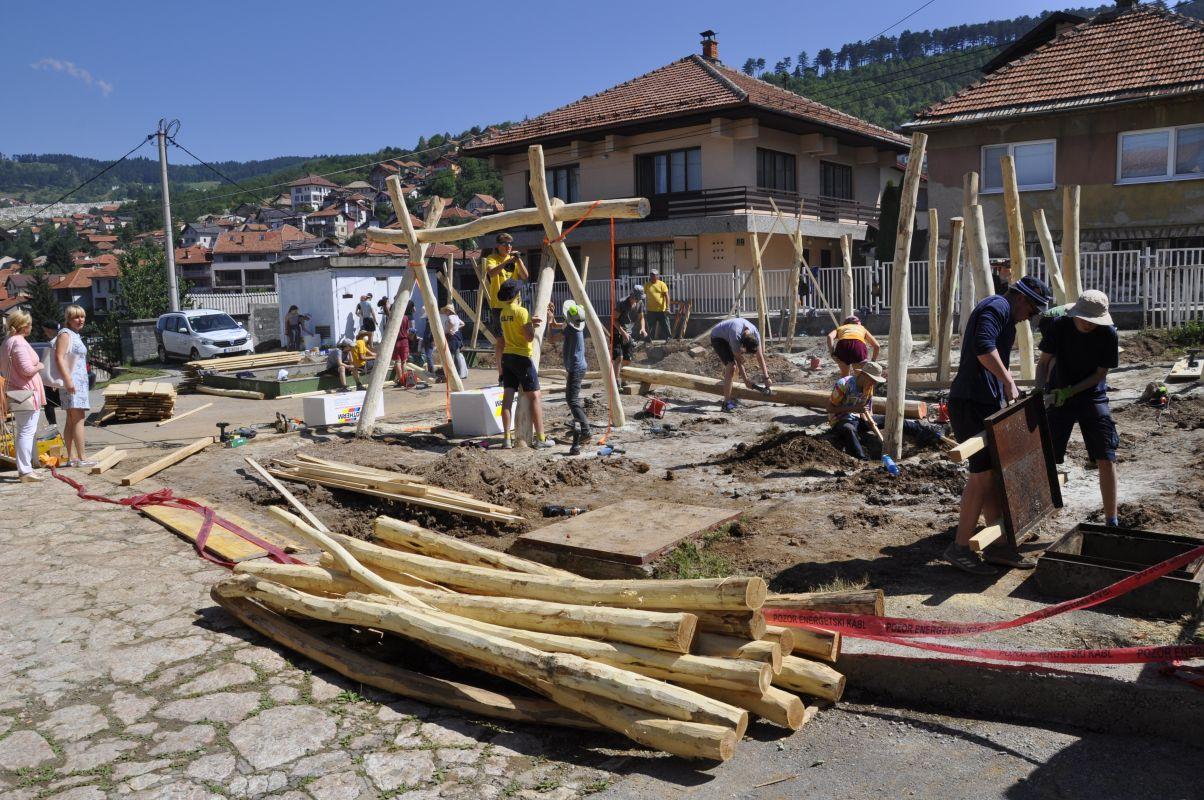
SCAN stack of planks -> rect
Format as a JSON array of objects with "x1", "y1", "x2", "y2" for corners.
[
  {"x1": 213, "y1": 510, "x2": 849, "y2": 762},
  {"x1": 100, "y1": 380, "x2": 176, "y2": 423},
  {"x1": 267, "y1": 455, "x2": 523, "y2": 524},
  {"x1": 179, "y1": 351, "x2": 305, "y2": 393}
]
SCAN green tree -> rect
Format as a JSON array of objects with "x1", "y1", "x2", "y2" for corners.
[
  {"x1": 428, "y1": 171, "x2": 457, "y2": 200},
  {"x1": 43, "y1": 229, "x2": 77, "y2": 273},
  {"x1": 26, "y1": 270, "x2": 60, "y2": 338},
  {"x1": 345, "y1": 232, "x2": 365, "y2": 249},
  {"x1": 113, "y1": 244, "x2": 188, "y2": 320},
  {"x1": 875, "y1": 181, "x2": 901, "y2": 262}
]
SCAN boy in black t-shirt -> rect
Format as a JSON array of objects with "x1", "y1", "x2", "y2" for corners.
[{"x1": 1037, "y1": 290, "x2": 1120, "y2": 527}]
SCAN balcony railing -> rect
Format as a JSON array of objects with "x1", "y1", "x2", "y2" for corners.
[{"x1": 647, "y1": 186, "x2": 879, "y2": 226}]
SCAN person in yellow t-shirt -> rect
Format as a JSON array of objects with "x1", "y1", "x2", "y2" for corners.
[
  {"x1": 644, "y1": 270, "x2": 671, "y2": 341},
  {"x1": 496, "y1": 279, "x2": 553, "y2": 451},
  {"x1": 482, "y1": 232, "x2": 528, "y2": 382},
  {"x1": 349, "y1": 331, "x2": 377, "y2": 383},
  {"x1": 826, "y1": 315, "x2": 881, "y2": 377}
]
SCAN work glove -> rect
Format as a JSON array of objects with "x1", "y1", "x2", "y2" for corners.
[{"x1": 1047, "y1": 387, "x2": 1073, "y2": 408}]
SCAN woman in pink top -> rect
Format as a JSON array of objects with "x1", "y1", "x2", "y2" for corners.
[{"x1": 1, "y1": 309, "x2": 47, "y2": 481}]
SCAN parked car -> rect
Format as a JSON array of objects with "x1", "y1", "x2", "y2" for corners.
[
  {"x1": 30, "y1": 341, "x2": 96, "y2": 390},
  {"x1": 155, "y1": 309, "x2": 255, "y2": 362}
]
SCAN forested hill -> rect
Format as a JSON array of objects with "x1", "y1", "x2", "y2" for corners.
[{"x1": 744, "y1": 1, "x2": 1204, "y2": 130}]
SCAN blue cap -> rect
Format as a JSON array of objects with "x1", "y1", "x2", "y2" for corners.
[{"x1": 1012, "y1": 275, "x2": 1051, "y2": 311}]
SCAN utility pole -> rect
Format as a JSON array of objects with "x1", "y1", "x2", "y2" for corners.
[{"x1": 157, "y1": 119, "x2": 181, "y2": 312}]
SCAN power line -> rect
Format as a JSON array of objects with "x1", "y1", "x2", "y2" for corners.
[
  {"x1": 864, "y1": 0, "x2": 940, "y2": 43},
  {"x1": 167, "y1": 137, "x2": 272, "y2": 209},
  {"x1": 805, "y1": 44, "x2": 1000, "y2": 107},
  {"x1": 7, "y1": 136, "x2": 154, "y2": 229}
]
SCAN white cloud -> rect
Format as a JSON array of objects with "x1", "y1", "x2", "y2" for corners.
[{"x1": 31, "y1": 58, "x2": 113, "y2": 96}]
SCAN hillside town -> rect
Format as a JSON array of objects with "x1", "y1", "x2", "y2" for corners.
[{"x1": 1, "y1": 2, "x2": 1203, "y2": 799}]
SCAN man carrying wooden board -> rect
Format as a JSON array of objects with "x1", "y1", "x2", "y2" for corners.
[
  {"x1": 946, "y1": 275, "x2": 1051, "y2": 575},
  {"x1": 482, "y1": 233, "x2": 528, "y2": 385}
]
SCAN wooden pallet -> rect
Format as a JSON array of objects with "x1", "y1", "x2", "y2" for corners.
[{"x1": 100, "y1": 380, "x2": 176, "y2": 422}]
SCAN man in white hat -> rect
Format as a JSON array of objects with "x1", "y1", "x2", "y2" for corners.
[
  {"x1": 549, "y1": 299, "x2": 591, "y2": 455},
  {"x1": 1037, "y1": 289, "x2": 1120, "y2": 527},
  {"x1": 827, "y1": 361, "x2": 940, "y2": 459}
]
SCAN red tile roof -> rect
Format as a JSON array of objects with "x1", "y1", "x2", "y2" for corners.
[
  {"x1": 53, "y1": 262, "x2": 120, "y2": 290},
  {"x1": 463, "y1": 55, "x2": 907, "y2": 155},
  {"x1": 344, "y1": 240, "x2": 406, "y2": 256},
  {"x1": 307, "y1": 206, "x2": 347, "y2": 219},
  {"x1": 910, "y1": 7, "x2": 1204, "y2": 128},
  {"x1": 174, "y1": 245, "x2": 212, "y2": 266},
  {"x1": 289, "y1": 174, "x2": 340, "y2": 189},
  {"x1": 214, "y1": 224, "x2": 315, "y2": 255}
]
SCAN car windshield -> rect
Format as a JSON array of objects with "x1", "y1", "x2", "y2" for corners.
[{"x1": 189, "y1": 314, "x2": 239, "y2": 333}]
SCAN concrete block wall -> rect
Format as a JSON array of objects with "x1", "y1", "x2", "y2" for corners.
[
  {"x1": 118, "y1": 319, "x2": 159, "y2": 365},
  {"x1": 248, "y1": 304, "x2": 281, "y2": 351}
]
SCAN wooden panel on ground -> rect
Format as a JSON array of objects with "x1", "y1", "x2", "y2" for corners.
[
  {"x1": 1167, "y1": 357, "x2": 1203, "y2": 383},
  {"x1": 511, "y1": 500, "x2": 740, "y2": 578},
  {"x1": 141, "y1": 499, "x2": 305, "y2": 563}
]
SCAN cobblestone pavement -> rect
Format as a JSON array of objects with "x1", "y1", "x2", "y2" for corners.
[{"x1": 0, "y1": 475, "x2": 619, "y2": 800}]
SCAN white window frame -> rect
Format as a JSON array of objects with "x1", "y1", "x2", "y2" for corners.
[
  {"x1": 980, "y1": 139, "x2": 1057, "y2": 193},
  {"x1": 1116, "y1": 124, "x2": 1204, "y2": 185}
]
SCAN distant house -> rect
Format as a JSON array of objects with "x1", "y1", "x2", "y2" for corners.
[
  {"x1": 211, "y1": 224, "x2": 326, "y2": 290},
  {"x1": 465, "y1": 193, "x2": 504, "y2": 216},
  {"x1": 256, "y1": 207, "x2": 308, "y2": 230},
  {"x1": 289, "y1": 174, "x2": 340, "y2": 211},
  {"x1": 906, "y1": 2, "x2": 1204, "y2": 253},
  {"x1": 304, "y1": 206, "x2": 354, "y2": 242},
  {"x1": 429, "y1": 155, "x2": 461, "y2": 176},
  {"x1": 175, "y1": 245, "x2": 214, "y2": 290},
  {"x1": 369, "y1": 159, "x2": 424, "y2": 191},
  {"x1": 49, "y1": 262, "x2": 121, "y2": 313},
  {"x1": 180, "y1": 223, "x2": 222, "y2": 249}
]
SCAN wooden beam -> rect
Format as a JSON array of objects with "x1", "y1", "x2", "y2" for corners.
[
  {"x1": 516, "y1": 250, "x2": 556, "y2": 447},
  {"x1": 840, "y1": 234, "x2": 854, "y2": 321},
  {"x1": 936, "y1": 217, "x2": 963, "y2": 384},
  {"x1": 884, "y1": 132, "x2": 927, "y2": 460},
  {"x1": 1062, "y1": 185, "x2": 1082, "y2": 299},
  {"x1": 244, "y1": 457, "x2": 329, "y2": 532},
  {"x1": 469, "y1": 257, "x2": 486, "y2": 351},
  {"x1": 1001, "y1": 155, "x2": 1035, "y2": 380},
  {"x1": 945, "y1": 432, "x2": 986, "y2": 463},
  {"x1": 528, "y1": 145, "x2": 625, "y2": 428},
  {"x1": 927, "y1": 209, "x2": 940, "y2": 346},
  {"x1": 120, "y1": 437, "x2": 214, "y2": 486},
  {"x1": 155, "y1": 402, "x2": 213, "y2": 427},
  {"x1": 1033, "y1": 209, "x2": 1067, "y2": 306},
  {"x1": 88, "y1": 449, "x2": 127, "y2": 474},
  {"x1": 968, "y1": 205, "x2": 993, "y2": 303},
  {"x1": 437, "y1": 270, "x2": 495, "y2": 346},
  {"x1": 195, "y1": 386, "x2": 264, "y2": 401},
  {"x1": 969, "y1": 523, "x2": 1003, "y2": 553}
]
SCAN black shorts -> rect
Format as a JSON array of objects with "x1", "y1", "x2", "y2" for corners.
[
  {"x1": 612, "y1": 336, "x2": 633, "y2": 361},
  {"x1": 487, "y1": 308, "x2": 503, "y2": 338},
  {"x1": 711, "y1": 337, "x2": 736, "y2": 365},
  {"x1": 361, "y1": 316, "x2": 376, "y2": 333},
  {"x1": 501, "y1": 354, "x2": 539, "y2": 392},
  {"x1": 1047, "y1": 399, "x2": 1118, "y2": 463},
  {"x1": 948, "y1": 398, "x2": 999, "y2": 473}
]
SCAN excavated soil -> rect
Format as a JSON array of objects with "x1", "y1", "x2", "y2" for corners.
[
  {"x1": 641, "y1": 342, "x2": 800, "y2": 384},
  {"x1": 712, "y1": 427, "x2": 857, "y2": 478}
]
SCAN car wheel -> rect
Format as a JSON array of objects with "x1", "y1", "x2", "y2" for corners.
[
  {"x1": 190, "y1": 348, "x2": 200, "y2": 361},
  {"x1": 157, "y1": 343, "x2": 168, "y2": 363}
]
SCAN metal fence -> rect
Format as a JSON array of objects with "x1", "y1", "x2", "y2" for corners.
[{"x1": 189, "y1": 291, "x2": 280, "y2": 316}]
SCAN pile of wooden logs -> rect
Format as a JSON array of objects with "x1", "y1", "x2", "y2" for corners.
[
  {"x1": 212, "y1": 511, "x2": 852, "y2": 761},
  {"x1": 267, "y1": 454, "x2": 523, "y2": 524},
  {"x1": 180, "y1": 351, "x2": 305, "y2": 393},
  {"x1": 100, "y1": 380, "x2": 176, "y2": 423}
]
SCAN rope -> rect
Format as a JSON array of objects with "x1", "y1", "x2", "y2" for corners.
[{"x1": 542, "y1": 200, "x2": 603, "y2": 246}]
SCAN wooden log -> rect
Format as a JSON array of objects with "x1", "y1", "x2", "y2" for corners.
[
  {"x1": 694, "y1": 633, "x2": 781, "y2": 673},
  {"x1": 1062, "y1": 185, "x2": 1082, "y2": 299},
  {"x1": 374, "y1": 516, "x2": 574, "y2": 578},
  {"x1": 691, "y1": 684, "x2": 806, "y2": 730},
  {"x1": 316, "y1": 553, "x2": 451, "y2": 593},
  {"x1": 936, "y1": 217, "x2": 964, "y2": 385},
  {"x1": 244, "y1": 457, "x2": 328, "y2": 532},
  {"x1": 155, "y1": 402, "x2": 213, "y2": 427},
  {"x1": 438, "y1": 270, "x2": 495, "y2": 346},
  {"x1": 766, "y1": 589, "x2": 884, "y2": 616},
  {"x1": 969, "y1": 205, "x2": 993, "y2": 305},
  {"x1": 292, "y1": 453, "x2": 427, "y2": 483},
  {"x1": 120, "y1": 437, "x2": 214, "y2": 486},
  {"x1": 367, "y1": 197, "x2": 650, "y2": 247},
  {"x1": 748, "y1": 229, "x2": 770, "y2": 340},
  {"x1": 327, "y1": 532, "x2": 766, "y2": 611},
  {"x1": 88, "y1": 449, "x2": 127, "y2": 474},
  {"x1": 1001, "y1": 155, "x2": 1035, "y2": 380},
  {"x1": 195, "y1": 386, "x2": 264, "y2": 401},
  {"x1": 469, "y1": 257, "x2": 486, "y2": 351},
  {"x1": 884, "y1": 132, "x2": 926, "y2": 461},
  {"x1": 927, "y1": 208, "x2": 940, "y2": 345},
  {"x1": 411, "y1": 200, "x2": 463, "y2": 393},
  {"x1": 945, "y1": 432, "x2": 986, "y2": 463},
  {"x1": 781, "y1": 627, "x2": 840, "y2": 663},
  {"x1": 620, "y1": 365, "x2": 927, "y2": 419},
  {"x1": 693, "y1": 611, "x2": 767, "y2": 640},
  {"x1": 773, "y1": 655, "x2": 845, "y2": 702},
  {"x1": 969, "y1": 523, "x2": 1003, "y2": 553},
  {"x1": 840, "y1": 233, "x2": 855, "y2": 321},
  {"x1": 211, "y1": 591, "x2": 600, "y2": 730},
  {"x1": 1033, "y1": 209, "x2": 1067, "y2": 307},
  {"x1": 761, "y1": 625, "x2": 796, "y2": 656},
  {"x1": 528, "y1": 146, "x2": 625, "y2": 427}
]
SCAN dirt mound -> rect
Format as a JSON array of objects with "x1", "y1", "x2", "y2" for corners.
[
  {"x1": 642, "y1": 345, "x2": 800, "y2": 383},
  {"x1": 1122, "y1": 330, "x2": 1173, "y2": 363},
  {"x1": 1169, "y1": 396, "x2": 1204, "y2": 430},
  {"x1": 836, "y1": 458, "x2": 965, "y2": 507},
  {"x1": 1088, "y1": 502, "x2": 1179, "y2": 531},
  {"x1": 712, "y1": 427, "x2": 856, "y2": 478}
]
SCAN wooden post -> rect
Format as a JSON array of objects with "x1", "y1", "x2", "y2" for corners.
[
  {"x1": 937, "y1": 217, "x2": 963, "y2": 384},
  {"x1": 927, "y1": 209, "x2": 940, "y2": 345},
  {"x1": 884, "y1": 132, "x2": 927, "y2": 460},
  {"x1": 438, "y1": 270, "x2": 495, "y2": 346},
  {"x1": 469, "y1": 257, "x2": 486, "y2": 351},
  {"x1": 962, "y1": 172, "x2": 978, "y2": 215},
  {"x1": 1033, "y1": 209, "x2": 1067, "y2": 306},
  {"x1": 516, "y1": 250, "x2": 556, "y2": 447},
  {"x1": 410, "y1": 205, "x2": 462, "y2": 394},
  {"x1": 959, "y1": 171, "x2": 979, "y2": 336},
  {"x1": 785, "y1": 247, "x2": 802, "y2": 353},
  {"x1": 968, "y1": 205, "x2": 993, "y2": 303},
  {"x1": 840, "y1": 234, "x2": 854, "y2": 321},
  {"x1": 770, "y1": 200, "x2": 839, "y2": 337},
  {"x1": 581, "y1": 255, "x2": 590, "y2": 283},
  {"x1": 1000, "y1": 155, "x2": 1035, "y2": 380},
  {"x1": 528, "y1": 145, "x2": 625, "y2": 427},
  {"x1": 1062, "y1": 185, "x2": 1082, "y2": 299},
  {"x1": 748, "y1": 230, "x2": 770, "y2": 340}
]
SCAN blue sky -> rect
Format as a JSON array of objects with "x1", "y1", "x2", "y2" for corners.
[{"x1": 4, "y1": 0, "x2": 1064, "y2": 162}]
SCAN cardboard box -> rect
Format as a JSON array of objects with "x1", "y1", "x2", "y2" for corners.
[
  {"x1": 450, "y1": 387, "x2": 514, "y2": 437},
  {"x1": 301, "y1": 390, "x2": 383, "y2": 427}
]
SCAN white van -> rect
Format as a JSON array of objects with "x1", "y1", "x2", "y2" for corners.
[{"x1": 155, "y1": 309, "x2": 255, "y2": 362}]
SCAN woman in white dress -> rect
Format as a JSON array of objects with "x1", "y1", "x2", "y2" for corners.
[{"x1": 55, "y1": 305, "x2": 94, "y2": 467}]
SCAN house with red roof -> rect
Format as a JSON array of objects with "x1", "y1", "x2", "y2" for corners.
[
  {"x1": 289, "y1": 174, "x2": 340, "y2": 211},
  {"x1": 212, "y1": 224, "x2": 332, "y2": 290},
  {"x1": 462, "y1": 31, "x2": 908, "y2": 281},
  {"x1": 465, "y1": 193, "x2": 505, "y2": 216},
  {"x1": 175, "y1": 245, "x2": 214, "y2": 290},
  {"x1": 906, "y1": 2, "x2": 1204, "y2": 253}
]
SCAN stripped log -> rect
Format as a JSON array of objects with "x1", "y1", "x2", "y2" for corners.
[
  {"x1": 760, "y1": 625, "x2": 796, "y2": 656},
  {"x1": 773, "y1": 655, "x2": 846, "y2": 702},
  {"x1": 373, "y1": 516, "x2": 575, "y2": 578},
  {"x1": 694, "y1": 633, "x2": 782, "y2": 673},
  {"x1": 782, "y1": 627, "x2": 841, "y2": 664},
  {"x1": 691, "y1": 684, "x2": 806, "y2": 730},
  {"x1": 766, "y1": 589, "x2": 884, "y2": 616},
  {"x1": 936, "y1": 217, "x2": 963, "y2": 385},
  {"x1": 693, "y1": 611, "x2": 767, "y2": 640},
  {"x1": 1000, "y1": 155, "x2": 1035, "y2": 380},
  {"x1": 1062, "y1": 185, "x2": 1082, "y2": 299},
  {"x1": 195, "y1": 386, "x2": 265, "y2": 401},
  {"x1": 1033, "y1": 209, "x2": 1067, "y2": 306}
]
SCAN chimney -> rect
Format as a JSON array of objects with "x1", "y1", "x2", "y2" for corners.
[
  {"x1": 1114, "y1": 0, "x2": 1137, "y2": 9},
  {"x1": 700, "y1": 30, "x2": 718, "y2": 62}
]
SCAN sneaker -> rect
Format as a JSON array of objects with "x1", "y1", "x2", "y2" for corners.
[
  {"x1": 568, "y1": 445, "x2": 582, "y2": 456},
  {"x1": 943, "y1": 543, "x2": 998, "y2": 575},
  {"x1": 722, "y1": 400, "x2": 738, "y2": 413},
  {"x1": 502, "y1": 438, "x2": 513, "y2": 450},
  {"x1": 70, "y1": 459, "x2": 98, "y2": 468},
  {"x1": 983, "y1": 545, "x2": 1038, "y2": 570},
  {"x1": 18, "y1": 472, "x2": 46, "y2": 483},
  {"x1": 532, "y1": 437, "x2": 555, "y2": 449}
]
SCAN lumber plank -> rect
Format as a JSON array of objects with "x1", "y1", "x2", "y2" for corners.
[
  {"x1": 141, "y1": 499, "x2": 297, "y2": 562},
  {"x1": 88, "y1": 449, "x2": 127, "y2": 474},
  {"x1": 244, "y1": 457, "x2": 329, "y2": 532},
  {"x1": 968, "y1": 523, "x2": 1003, "y2": 553},
  {"x1": 156, "y1": 402, "x2": 213, "y2": 427},
  {"x1": 945, "y1": 433, "x2": 987, "y2": 463},
  {"x1": 121, "y1": 437, "x2": 214, "y2": 486}
]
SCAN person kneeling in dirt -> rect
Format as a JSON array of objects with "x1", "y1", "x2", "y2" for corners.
[
  {"x1": 946, "y1": 275, "x2": 1051, "y2": 575},
  {"x1": 827, "y1": 361, "x2": 940, "y2": 459},
  {"x1": 827, "y1": 316, "x2": 881, "y2": 377},
  {"x1": 497, "y1": 279, "x2": 553, "y2": 450},
  {"x1": 548, "y1": 300, "x2": 591, "y2": 455},
  {"x1": 709, "y1": 317, "x2": 771, "y2": 413},
  {"x1": 1037, "y1": 290, "x2": 1120, "y2": 527}
]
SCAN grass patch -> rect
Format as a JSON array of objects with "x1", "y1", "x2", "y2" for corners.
[
  {"x1": 806, "y1": 574, "x2": 870, "y2": 593},
  {"x1": 1165, "y1": 320, "x2": 1204, "y2": 350},
  {"x1": 97, "y1": 366, "x2": 167, "y2": 390},
  {"x1": 661, "y1": 538, "x2": 733, "y2": 580}
]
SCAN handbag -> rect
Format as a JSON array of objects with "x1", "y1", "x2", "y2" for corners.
[
  {"x1": 5, "y1": 389, "x2": 36, "y2": 413},
  {"x1": 41, "y1": 334, "x2": 75, "y2": 389}
]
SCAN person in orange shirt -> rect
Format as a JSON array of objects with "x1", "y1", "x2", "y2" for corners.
[{"x1": 826, "y1": 315, "x2": 881, "y2": 377}]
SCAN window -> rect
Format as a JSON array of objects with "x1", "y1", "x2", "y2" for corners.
[
  {"x1": 636, "y1": 148, "x2": 701, "y2": 196},
  {"x1": 981, "y1": 140, "x2": 1056, "y2": 191},
  {"x1": 1118, "y1": 124, "x2": 1204, "y2": 184},
  {"x1": 820, "y1": 162, "x2": 854, "y2": 199},
  {"x1": 757, "y1": 149, "x2": 797, "y2": 192},
  {"x1": 525, "y1": 164, "x2": 580, "y2": 204},
  {"x1": 615, "y1": 242, "x2": 674, "y2": 278}
]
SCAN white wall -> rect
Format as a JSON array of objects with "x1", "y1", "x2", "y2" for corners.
[{"x1": 278, "y1": 267, "x2": 409, "y2": 346}]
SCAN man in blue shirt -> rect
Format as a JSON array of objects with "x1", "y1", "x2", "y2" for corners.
[
  {"x1": 946, "y1": 275, "x2": 1051, "y2": 575},
  {"x1": 548, "y1": 300, "x2": 591, "y2": 455}
]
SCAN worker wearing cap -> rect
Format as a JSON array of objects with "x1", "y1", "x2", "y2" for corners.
[
  {"x1": 483, "y1": 233, "x2": 528, "y2": 384},
  {"x1": 497, "y1": 279, "x2": 552, "y2": 449},
  {"x1": 612, "y1": 287, "x2": 646, "y2": 388},
  {"x1": 548, "y1": 299, "x2": 591, "y2": 455},
  {"x1": 709, "y1": 317, "x2": 771, "y2": 412},
  {"x1": 644, "y1": 271, "x2": 671, "y2": 341},
  {"x1": 1037, "y1": 290, "x2": 1120, "y2": 527},
  {"x1": 440, "y1": 303, "x2": 468, "y2": 380},
  {"x1": 946, "y1": 275, "x2": 1051, "y2": 575}
]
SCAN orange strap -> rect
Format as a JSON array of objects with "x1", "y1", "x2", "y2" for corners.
[{"x1": 542, "y1": 200, "x2": 602, "y2": 246}]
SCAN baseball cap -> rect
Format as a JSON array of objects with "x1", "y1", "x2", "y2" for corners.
[
  {"x1": 1067, "y1": 290, "x2": 1113, "y2": 327},
  {"x1": 1012, "y1": 275, "x2": 1051, "y2": 311},
  {"x1": 496, "y1": 278, "x2": 520, "y2": 302},
  {"x1": 561, "y1": 299, "x2": 586, "y2": 330}
]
